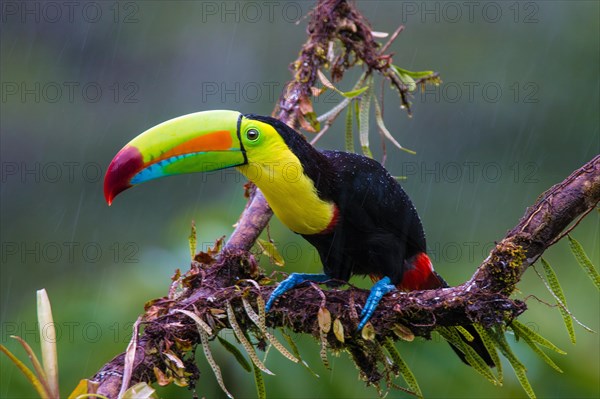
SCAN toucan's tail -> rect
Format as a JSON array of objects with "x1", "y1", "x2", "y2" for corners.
[{"x1": 400, "y1": 253, "x2": 495, "y2": 367}]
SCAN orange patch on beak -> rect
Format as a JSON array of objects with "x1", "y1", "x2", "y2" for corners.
[{"x1": 154, "y1": 130, "x2": 234, "y2": 164}]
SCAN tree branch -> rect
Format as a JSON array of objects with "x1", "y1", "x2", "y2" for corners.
[
  {"x1": 91, "y1": 154, "x2": 599, "y2": 397},
  {"x1": 224, "y1": 187, "x2": 272, "y2": 253}
]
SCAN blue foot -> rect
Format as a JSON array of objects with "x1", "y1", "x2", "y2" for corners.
[
  {"x1": 265, "y1": 273, "x2": 330, "y2": 312},
  {"x1": 358, "y1": 277, "x2": 396, "y2": 331}
]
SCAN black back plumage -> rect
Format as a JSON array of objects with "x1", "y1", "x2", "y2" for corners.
[
  {"x1": 245, "y1": 114, "x2": 426, "y2": 285},
  {"x1": 304, "y1": 150, "x2": 426, "y2": 285}
]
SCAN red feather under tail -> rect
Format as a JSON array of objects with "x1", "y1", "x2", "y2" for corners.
[
  {"x1": 399, "y1": 252, "x2": 496, "y2": 367},
  {"x1": 398, "y1": 253, "x2": 442, "y2": 291}
]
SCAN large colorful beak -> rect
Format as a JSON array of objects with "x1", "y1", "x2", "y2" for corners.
[{"x1": 104, "y1": 110, "x2": 245, "y2": 205}]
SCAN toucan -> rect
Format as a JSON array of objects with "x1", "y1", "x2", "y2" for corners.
[{"x1": 104, "y1": 110, "x2": 493, "y2": 366}]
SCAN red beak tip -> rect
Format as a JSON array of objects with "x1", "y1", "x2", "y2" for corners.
[
  {"x1": 104, "y1": 186, "x2": 115, "y2": 206},
  {"x1": 103, "y1": 145, "x2": 144, "y2": 206}
]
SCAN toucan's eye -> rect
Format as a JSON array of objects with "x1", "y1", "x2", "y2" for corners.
[{"x1": 246, "y1": 129, "x2": 260, "y2": 141}]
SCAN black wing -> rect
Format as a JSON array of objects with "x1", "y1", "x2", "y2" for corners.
[{"x1": 304, "y1": 151, "x2": 426, "y2": 284}]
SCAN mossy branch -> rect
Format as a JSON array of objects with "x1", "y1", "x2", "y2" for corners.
[{"x1": 90, "y1": 141, "x2": 599, "y2": 399}]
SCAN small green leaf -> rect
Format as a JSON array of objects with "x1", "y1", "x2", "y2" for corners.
[
  {"x1": 201, "y1": 330, "x2": 234, "y2": 398},
  {"x1": 392, "y1": 66, "x2": 436, "y2": 80},
  {"x1": 361, "y1": 322, "x2": 375, "y2": 341},
  {"x1": 227, "y1": 302, "x2": 274, "y2": 375},
  {"x1": 188, "y1": 220, "x2": 197, "y2": 260},
  {"x1": 358, "y1": 76, "x2": 374, "y2": 158},
  {"x1": 514, "y1": 365, "x2": 537, "y2": 399},
  {"x1": 341, "y1": 86, "x2": 369, "y2": 98},
  {"x1": 282, "y1": 331, "x2": 319, "y2": 378},
  {"x1": 353, "y1": 96, "x2": 360, "y2": 147},
  {"x1": 490, "y1": 327, "x2": 525, "y2": 369},
  {"x1": 438, "y1": 327, "x2": 498, "y2": 385},
  {"x1": 455, "y1": 326, "x2": 474, "y2": 342},
  {"x1": 510, "y1": 320, "x2": 566, "y2": 355},
  {"x1": 256, "y1": 295, "x2": 267, "y2": 326},
  {"x1": 373, "y1": 97, "x2": 415, "y2": 155},
  {"x1": 392, "y1": 323, "x2": 415, "y2": 342},
  {"x1": 266, "y1": 330, "x2": 299, "y2": 363},
  {"x1": 383, "y1": 339, "x2": 423, "y2": 399},
  {"x1": 333, "y1": 318, "x2": 345, "y2": 343},
  {"x1": 242, "y1": 297, "x2": 262, "y2": 329},
  {"x1": 256, "y1": 238, "x2": 285, "y2": 267},
  {"x1": 540, "y1": 258, "x2": 576, "y2": 343},
  {"x1": 397, "y1": 71, "x2": 416, "y2": 91},
  {"x1": 344, "y1": 102, "x2": 354, "y2": 152},
  {"x1": 568, "y1": 235, "x2": 600, "y2": 290},
  {"x1": 392, "y1": 66, "x2": 439, "y2": 94},
  {"x1": 218, "y1": 336, "x2": 252, "y2": 373},
  {"x1": 473, "y1": 324, "x2": 503, "y2": 384},
  {"x1": 253, "y1": 362, "x2": 267, "y2": 399},
  {"x1": 514, "y1": 331, "x2": 563, "y2": 373},
  {"x1": 304, "y1": 111, "x2": 321, "y2": 132},
  {"x1": 490, "y1": 327, "x2": 537, "y2": 398},
  {"x1": 319, "y1": 330, "x2": 330, "y2": 370},
  {"x1": 317, "y1": 308, "x2": 331, "y2": 369},
  {"x1": 317, "y1": 69, "x2": 368, "y2": 98},
  {"x1": 243, "y1": 297, "x2": 299, "y2": 363}
]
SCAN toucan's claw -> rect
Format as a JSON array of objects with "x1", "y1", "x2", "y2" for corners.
[
  {"x1": 265, "y1": 273, "x2": 330, "y2": 312},
  {"x1": 358, "y1": 276, "x2": 396, "y2": 331}
]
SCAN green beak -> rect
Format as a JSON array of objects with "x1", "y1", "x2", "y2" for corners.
[{"x1": 104, "y1": 110, "x2": 246, "y2": 205}]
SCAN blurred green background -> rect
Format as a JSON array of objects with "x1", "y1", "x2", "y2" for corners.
[{"x1": 1, "y1": 1, "x2": 598, "y2": 398}]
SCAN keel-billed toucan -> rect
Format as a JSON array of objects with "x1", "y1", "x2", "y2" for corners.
[{"x1": 104, "y1": 110, "x2": 493, "y2": 366}]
